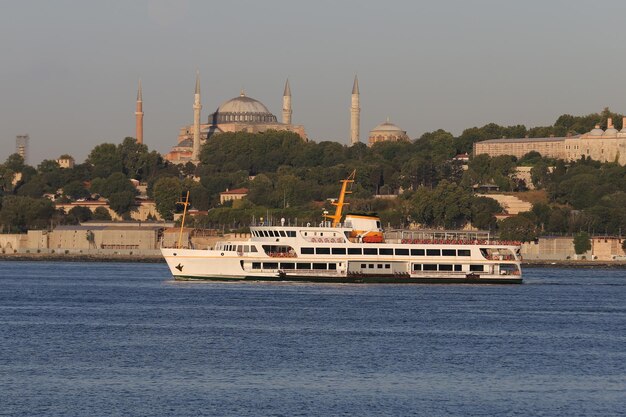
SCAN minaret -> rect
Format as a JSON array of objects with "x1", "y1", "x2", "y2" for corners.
[
  {"x1": 350, "y1": 75, "x2": 360, "y2": 145},
  {"x1": 282, "y1": 78, "x2": 292, "y2": 125},
  {"x1": 135, "y1": 79, "x2": 144, "y2": 144},
  {"x1": 191, "y1": 71, "x2": 202, "y2": 163}
]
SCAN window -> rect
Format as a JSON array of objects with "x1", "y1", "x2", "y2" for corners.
[
  {"x1": 411, "y1": 249, "x2": 425, "y2": 256},
  {"x1": 312, "y1": 263, "x2": 327, "y2": 270},
  {"x1": 329, "y1": 263, "x2": 337, "y2": 270},
  {"x1": 250, "y1": 246, "x2": 258, "y2": 253},
  {"x1": 263, "y1": 231, "x2": 269, "y2": 237},
  {"x1": 252, "y1": 262, "x2": 261, "y2": 269},
  {"x1": 263, "y1": 262, "x2": 279, "y2": 269},
  {"x1": 423, "y1": 264, "x2": 437, "y2": 271},
  {"x1": 281, "y1": 262, "x2": 295, "y2": 269},
  {"x1": 442, "y1": 249, "x2": 456, "y2": 256},
  {"x1": 332, "y1": 248, "x2": 347, "y2": 255},
  {"x1": 454, "y1": 265, "x2": 462, "y2": 271},
  {"x1": 369, "y1": 264, "x2": 374, "y2": 268},
  {"x1": 426, "y1": 249, "x2": 441, "y2": 256},
  {"x1": 363, "y1": 248, "x2": 377, "y2": 255},
  {"x1": 316, "y1": 247, "x2": 331, "y2": 255},
  {"x1": 297, "y1": 263, "x2": 311, "y2": 270},
  {"x1": 379, "y1": 248, "x2": 393, "y2": 255},
  {"x1": 439, "y1": 264, "x2": 453, "y2": 271},
  {"x1": 395, "y1": 249, "x2": 409, "y2": 256},
  {"x1": 413, "y1": 264, "x2": 422, "y2": 271},
  {"x1": 470, "y1": 265, "x2": 484, "y2": 272},
  {"x1": 457, "y1": 249, "x2": 471, "y2": 257},
  {"x1": 348, "y1": 248, "x2": 362, "y2": 255},
  {"x1": 287, "y1": 231, "x2": 296, "y2": 237},
  {"x1": 361, "y1": 264, "x2": 367, "y2": 268},
  {"x1": 385, "y1": 264, "x2": 391, "y2": 269},
  {"x1": 301, "y1": 247, "x2": 314, "y2": 254},
  {"x1": 237, "y1": 245, "x2": 243, "y2": 253},
  {"x1": 279, "y1": 231, "x2": 286, "y2": 237}
]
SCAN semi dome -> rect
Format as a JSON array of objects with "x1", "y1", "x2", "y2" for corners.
[
  {"x1": 211, "y1": 91, "x2": 277, "y2": 124},
  {"x1": 368, "y1": 118, "x2": 409, "y2": 146},
  {"x1": 370, "y1": 120, "x2": 404, "y2": 133},
  {"x1": 588, "y1": 124, "x2": 604, "y2": 136}
]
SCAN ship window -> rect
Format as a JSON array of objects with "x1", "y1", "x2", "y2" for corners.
[
  {"x1": 395, "y1": 249, "x2": 409, "y2": 256},
  {"x1": 426, "y1": 249, "x2": 441, "y2": 256},
  {"x1": 269, "y1": 231, "x2": 276, "y2": 237},
  {"x1": 385, "y1": 264, "x2": 391, "y2": 269},
  {"x1": 252, "y1": 262, "x2": 261, "y2": 269},
  {"x1": 287, "y1": 231, "x2": 296, "y2": 237},
  {"x1": 458, "y1": 249, "x2": 471, "y2": 257},
  {"x1": 411, "y1": 249, "x2": 425, "y2": 256},
  {"x1": 313, "y1": 263, "x2": 327, "y2": 270},
  {"x1": 244, "y1": 245, "x2": 249, "y2": 252},
  {"x1": 297, "y1": 263, "x2": 311, "y2": 270},
  {"x1": 442, "y1": 249, "x2": 456, "y2": 256},
  {"x1": 413, "y1": 264, "x2": 422, "y2": 271},
  {"x1": 368, "y1": 264, "x2": 374, "y2": 268},
  {"x1": 423, "y1": 264, "x2": 437, "y2": 271},
  {"x1": 263, "y1": 231, "x2": 269, "y2": 237},
  {"x1": 470, "y1": 265, "x2": 484, "y2": 272},
  {"x1": 329, "y1": 263, "x2": 337, "y2": 270},
  {"x1": 361, "y1": 264, "x2": 367, "y2": 268},
  {"x1": 263, "y1": 262, "x2": 279, "y2": 269},
  {"x1": 237, "y1": 245, "x2": 243, "y2": 252},
  {"x1": 439, "y1": 264, "x2": 453, "y2": 271},
  {"x1": 363, "y1": 248, "x2": 377, "y2": 255},
  {"x1": 377, "y1": 264, "x2": 383, "y2": 269},
  {"x1": 454, "y1": 264, "x2": 462, "y2": 271},
  {"x1": 332, "y1": 248, "x2": 346, "y2": 255},
  {"x1": 279, "y1": 231, "x2": 286, "y2": 237},
  {"x1": 348, "y1": 248, "x2": 362, "y2": 255},
  {"x1": 250, "y1": 246, "x2": 258, "y2": 253},
  {"x1": 281, "y1": 262, "x2": 295, "y2": 269},
  {"x1": 379, "y1": 248, "x2": 393, "y2": 255},
  {"x1": 304, "y1": 232, "x2": 308, "y2": 236},
  {"x1": 316, "y1": 247, "x2": 331, "y2": 255},
  {"x1": 301, "y1": 247, "x2": 314, "y2": 254}
]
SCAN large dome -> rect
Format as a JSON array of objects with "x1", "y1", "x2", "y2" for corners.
[
  {"x1": 371, "y1": 120, "x2": 404, "y2": 133},
  {"x1": 211, "y1": 91, "x2": 277, "y2": 124},
  {"x1": 368, "y1": 118, "x2": 409, "y2": 146}
]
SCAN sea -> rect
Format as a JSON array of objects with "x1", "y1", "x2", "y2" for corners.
[{"x1": 0, "y1": 261, "x2": 624, "y2": 417}]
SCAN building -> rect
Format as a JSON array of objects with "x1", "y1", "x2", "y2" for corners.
[
  {"x1": 166, "y1": 76, "x2": 307, "y2": 164},
  {"x1": 15, "y1": 134, "x2": 29, "y2": 164},
  {"x1": 56, "y1": 155, "x2": 75, "y2": 169},
  {"x1": 368, "y1": 118, "x2": 409, "y2": 146},
  {"x1": 219, "y1": 188, "x2": 249, "y2": 204},
  {"x1": 474, "y1": 117, "x2": 626, "y2": 165}
]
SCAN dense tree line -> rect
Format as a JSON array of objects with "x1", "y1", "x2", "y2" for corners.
[{"x1": 2, "y1": 108, "x2": 626, "y2": 238}]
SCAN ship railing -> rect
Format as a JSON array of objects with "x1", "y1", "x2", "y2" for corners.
[
  {"x1": 387, "y1": 238, "x2": 521, "y2": 246},
  {"x1": 267, "y1": 252, "x2": 297, "y2": 258}
]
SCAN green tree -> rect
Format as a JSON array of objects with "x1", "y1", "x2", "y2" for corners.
[
  {"x1": 108, "y1": 191, "x2": 136, "y2": 215},
  {"x1": 4, "y1": 153, "x2": 25, "y2": 172},
  {"x1": 88, "y1": 143, "x2": 122, "y2": 178},
  {"x1": 153, "y1": 177, "x2": 183, "y2": 220},
  {"x1": 0, "y1": 196, "x2": 55, "y2": 232},
  {"x1": 63, "y1": 180, "x2": 91, "y2": 200},
  {"x1": 498, "y1": 215, "x2": 538, "y2": 242},
  {"x1": 573, "y1": 231, "x2": 591, "y2": 255},
  {"x1": 92, "y1": 206, "x2": 112, "y2": 221}
]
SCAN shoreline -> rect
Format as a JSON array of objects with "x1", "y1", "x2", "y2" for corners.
[{"x1": 2, "y1": 253, "x2": 626, "y2": 268}]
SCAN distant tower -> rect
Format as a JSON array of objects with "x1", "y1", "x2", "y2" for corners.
[
  {"x1": 135, "y1": 79, "x2": 144, "y2": 144},
  {"x1": 191, "y1": 71, "x2": 202, "y2": 163},
  {"x1": 15, "y1": 134, "x2": 29, "y2": 164},
  {"x1": 350, "y1": 75, "x2": 360, "y2": 145},
  {"x1": 282, "y1": 78, "x2": 292, "y2": 125}
]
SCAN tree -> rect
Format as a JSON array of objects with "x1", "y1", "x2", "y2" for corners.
[
  {"x1": 87, "y1": 143, "x2": 122, "y2": 178},
  {"x1": 0, "y1": 196, "x2": 55, "y2": 232},
  {"x1": 4, "y1": 153, "x2": 25, "y2": 172},
  {"x1": 108, "y1": 191, "x2": 136, "y2": 215},
  {"x1": 573, "y1": 231, "x2": 591, "y2": 255},
  {"x1": 90, "y1": 172, "x2": 136, "y2": 198},
  {"x1": 65, "y1": 206, "x2": 93, "y2": 224},
  {"x1": 63, "y1": 180, "x2": 90, "y2": 200},
  {"x1": 93, "y1": 206, "x2": 112, "y2": 221},
  {"x1": 471, "y1": 196, "x2": 502, "y2": 230},
  {"x1": 498, "y1": 215, "x2": 538, "y2": 242},
  {"x1": 153, "y1": 177, "x2": 183, "y2": 220}
]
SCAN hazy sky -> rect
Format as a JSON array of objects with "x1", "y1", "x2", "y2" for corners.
[{"x1": 2, "y1": 0, "x2": 626, "y2": 164}]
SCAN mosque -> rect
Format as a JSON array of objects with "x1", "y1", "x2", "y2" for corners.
[{"x1": 133, "y1": 75, "x2": 411, "y2": 163}]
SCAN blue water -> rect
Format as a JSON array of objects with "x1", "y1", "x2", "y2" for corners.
[{"x1": 0, "y1": 262, "x2": 624, "y2": 416}]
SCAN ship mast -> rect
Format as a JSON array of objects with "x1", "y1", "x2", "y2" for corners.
[
  {"x1": 325, "y1": 170, "x2": 355, "y2": 227},
  {"x1": 177, "y1": 191, "x2": 190, "y2": 248}
]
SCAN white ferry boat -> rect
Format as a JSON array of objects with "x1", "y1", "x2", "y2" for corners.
[{"x1": 161, "y1": 173, "x2": 522, "y2": 284}]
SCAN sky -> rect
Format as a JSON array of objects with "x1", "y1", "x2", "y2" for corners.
[{"x1": 2, "y1": 0, "x2": 626, "y2": 165}]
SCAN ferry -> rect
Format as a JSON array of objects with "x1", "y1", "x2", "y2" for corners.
[{"x1": 161, "y1": 172, "x2": 522, "y2": 284}]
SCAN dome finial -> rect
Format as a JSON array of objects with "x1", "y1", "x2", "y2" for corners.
[
  {"x1": 240, "y1": 88, "x2": 245, "y2": 97},
  {"x1": 386, "y1": 116, "x2": 390, "y2": 123}
]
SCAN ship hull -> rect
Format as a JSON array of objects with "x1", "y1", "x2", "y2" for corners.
[{"x1": 171, "y1": 274, "x2": 522, "y2": 284}]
